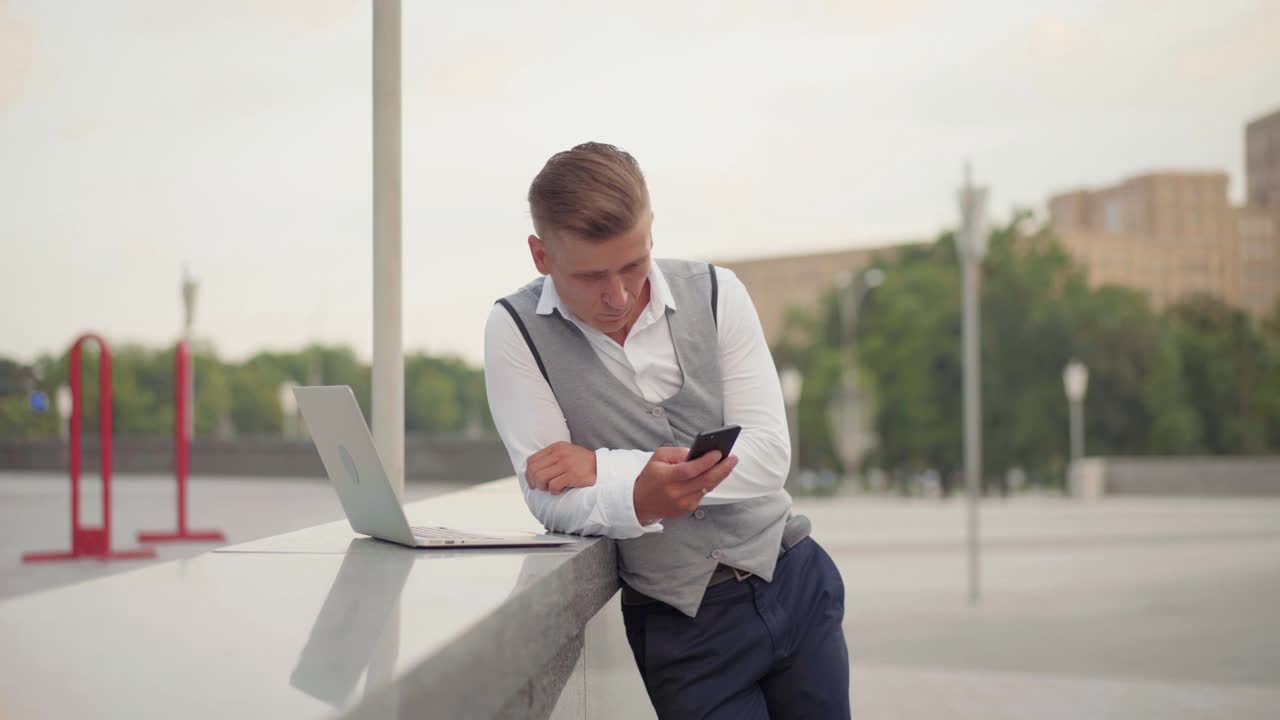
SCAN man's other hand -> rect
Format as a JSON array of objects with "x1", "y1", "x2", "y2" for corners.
[
  {"x1": 526, "y1": 441, "x2": 598, "y2": 494},
  {"x1": 633, "y1": 447, "x2": 739, "y2": 525}
]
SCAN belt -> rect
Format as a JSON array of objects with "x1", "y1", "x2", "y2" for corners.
[
  {"x1": 708, "y1": 513, "x2": 810, "y2": 585},
  {"x1": 705, "y1": 549, "x2": 776, "y2": 586},
  {"x1": 621, "y1": 514, "x2": 811, "y2": 606}
]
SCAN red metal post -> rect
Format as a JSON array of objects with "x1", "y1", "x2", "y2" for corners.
[
  {"x1": 23, "y1": 334, "x2": 155, "y2": 563},
  {"x1": 69, "y1": 342, "x2": 82, "y2": 550},
  {"x1": 176, "y1": 340, "x2": 188, "y2": 534},
  {"x1": 137, "y1": 339, "x2": 225, "y2": 544},
  {"x1": 101, "y1": 344, "x2": 113, "y2": 550}
]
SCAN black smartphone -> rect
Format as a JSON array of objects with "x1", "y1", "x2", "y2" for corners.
[{"x1": 686, "y1": 424, "x2": 742, "y2": 463}]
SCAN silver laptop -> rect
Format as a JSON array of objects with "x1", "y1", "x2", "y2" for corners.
[{"x1": 293, "y1": 385, "x2": 577, "y2": 549}]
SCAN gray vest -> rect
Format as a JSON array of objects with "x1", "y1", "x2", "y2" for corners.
[{"x1": 498, "y1": 259, "x2": 791, "y2": 616}]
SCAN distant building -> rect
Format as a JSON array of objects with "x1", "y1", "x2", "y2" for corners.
[
  {"x1": 1236, "y1": 205, "x2": 1280, "y2": 314},
  {"x1": 714, "y1": 243, "x2": 920, "y2": 345},
  {"x1": 724, "y1": 109, "x2": 1280, "y2": 329},
  {"x1": 1048, "y1": 168, "x2": 1280, "y2": 316},
  {"x1": 1045, "y1": 109, "x2": 1280, "y2": 316},
  {"x1": 1247, "y1": 108, "x2": 1280, "y2": 210}
]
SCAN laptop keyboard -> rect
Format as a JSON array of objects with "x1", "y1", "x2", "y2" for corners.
[{"x1": 411, "y1": 526, "x2": 506, "y2": 542}]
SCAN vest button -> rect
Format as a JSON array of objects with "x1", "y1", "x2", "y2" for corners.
[
  {"x1": 651, "y1": 406, "x2": 664, "y2": 418},
  {"x1": 710, "y1": 548, "x2": 723, "y2": 560},
  {"x1": 694, "y1": 509, "x2": 706, "y2": 520}
]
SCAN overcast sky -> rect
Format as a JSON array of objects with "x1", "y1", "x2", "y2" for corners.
[{"x1": 2, "y1": 0, "x2": 1278, "y2": 366}]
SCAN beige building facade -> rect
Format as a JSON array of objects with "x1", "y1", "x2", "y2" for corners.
[
  {"x1": 1247, "y1": 108, "x2": 1280, "y2": 210},
  {"x1": 714, "y1": 243, "x2": 917, "y2": 345},
  {"x1": 1048, "y1": 170, "x2": 1280, "y2": 316}
]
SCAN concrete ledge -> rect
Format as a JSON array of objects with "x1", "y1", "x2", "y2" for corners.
[
  {"x1": 379, "y1": 536, "x2": 616, "y2": 720},
  {"x1": 0, "y1": 477, "x2": 619, "y2": 719}
]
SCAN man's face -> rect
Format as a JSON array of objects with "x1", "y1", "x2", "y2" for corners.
[{"x1": 529, "y1": 213, "x2": 653, "y2": 336}]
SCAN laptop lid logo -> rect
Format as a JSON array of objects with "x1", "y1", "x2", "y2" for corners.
[{"x1": 338, "y1": 445, "x2": 360, "y2": 484}]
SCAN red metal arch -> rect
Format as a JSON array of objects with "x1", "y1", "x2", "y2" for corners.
[{"x1": 23, "y1": 334, "x2": 155, "y2": 563}]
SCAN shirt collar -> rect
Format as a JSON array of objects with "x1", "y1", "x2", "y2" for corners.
[{"x1": 536, "y1": 260, "x2": 678, "y2": 318}]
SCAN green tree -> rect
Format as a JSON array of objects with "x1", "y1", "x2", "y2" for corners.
[
  {"x1": 1263, "y1": 299, "x2": 1280, "y2": 343},
  {"x1": 772, "y1": 302, "x2": 849, "y2": 472},
  {"x1": 405, "y1": 353, "x2": 494, "y2": 434},
  {"x1": 0, "y1": 358, "x2": 26, "y2": 396},
  {"x1": 852, "y1": 242, "x2": 962, "y2": 480},
  {"x1": 408, "y1": 365, "x2": 463, "y2": 432},
  {"x1": 777, "y1": 213, "x2": 1268, "y2": 491},
  {"x1": 229, "y1": 363, "x2": 283, "y2": 435},
  {"x1": 1143, "y1": 329, "x2": 1204, "y2": 453},
  {"x1": 1168, "y1": 296, "x2": 1272, "y2": 454},
  {"x1": 1, "y1": 341, "x2": 495, "y2": 440},
  {"x1": 109, "y1": 345, "x2": 174, "y2": 436},
  {"x1": 0, "y1": 358, "x2": 60, "y2": 438},
  {"x1": 193, "y1": 347, "x2": 233, "y2": 437},
  {"x1": 1263, "y1": 301, "x2": 1280, "y2": 448},
  {"x1": 0, "y1": 394, "x2": 59, "y2": 439}
]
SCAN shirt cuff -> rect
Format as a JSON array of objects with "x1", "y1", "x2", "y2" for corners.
[{"x1": 595, "y1": 448, "x2": 663, "y2": 536}]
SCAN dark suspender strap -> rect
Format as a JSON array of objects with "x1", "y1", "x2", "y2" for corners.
[
  {"x1": 496, "y1": 299, "x2": 550, "y2": 385},
  {"x1": 708, "y1": 263, "x2": 719, "y2": 327}
]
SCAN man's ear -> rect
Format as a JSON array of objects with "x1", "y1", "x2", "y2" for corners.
[{"x1": 528, "y1": 234, "x2": 551, "y2": 276}]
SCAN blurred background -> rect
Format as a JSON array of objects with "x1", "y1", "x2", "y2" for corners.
[{"x1": 1, "y1": 1, "x2": 1278, "y2": 717}]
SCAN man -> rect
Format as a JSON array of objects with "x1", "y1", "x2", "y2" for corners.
[{"x1": 485, "y1": 142, "x2": 849, "y2": 719}]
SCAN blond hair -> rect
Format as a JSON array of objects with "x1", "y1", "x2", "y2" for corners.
[{"x1": 528, "y1": 142, "x2": 650, "y2": 242}]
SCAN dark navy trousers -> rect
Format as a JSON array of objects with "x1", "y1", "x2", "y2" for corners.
[{"x1": 621, "y1": 537, "x2": 850, "y2": 719}]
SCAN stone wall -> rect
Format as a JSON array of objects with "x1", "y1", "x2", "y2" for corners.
[
  {"x1": 0, "y1": 435, "x2": 513, "y2": 485},
  {"x1": 1071, "y1": 456, "x2": 1280, "y2": 498}
]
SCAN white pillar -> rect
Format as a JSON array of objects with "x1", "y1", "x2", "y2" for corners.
[{"x1": 373, "y1": 0, "x2": 404, "y2": 498}]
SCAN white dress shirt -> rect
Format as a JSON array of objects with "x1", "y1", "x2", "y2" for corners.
[{"x1": 483, "y1": 261, "x2": 791, "y2": 539}]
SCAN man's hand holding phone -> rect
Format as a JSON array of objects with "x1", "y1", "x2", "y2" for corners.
[
  {"x1": 633, "y1": 447, "x2": 738, "y2": 525},
  {"x1": 528, "y1": 426, "x2": 742, "y2": 523}
]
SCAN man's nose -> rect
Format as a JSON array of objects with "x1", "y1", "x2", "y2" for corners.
[{"x1": 603, "y1": 276, "x2": 628, "y2": 310}]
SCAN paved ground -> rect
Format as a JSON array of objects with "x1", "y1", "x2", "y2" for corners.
[
  {"x1": 4, "y1": 473, "x2": 1278, "y2": 718},
  {"x1": 578, "y1": 496, "x2": 1280, "y2": 719},
  {"x1": 801, "y1": 496, "x2": 1280, "y2": 718}
]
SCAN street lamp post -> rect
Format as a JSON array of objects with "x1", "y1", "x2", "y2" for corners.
[
  {"x1": 831, "y1": 268, "x2": 885, "y2": 484},
  {"x1": 955, "y1": 163, "x2": 988, "y2": 606},
  {"x1": 181, "y1": 267, "x2": 197, "y2": 443},
  {"x1": 833, "y1": 268, "x2": 885, "y2": 347},
  {"x1": 779, "y1": 366, "x2": 804, "y2": 484},
  {"x1": 1062, "y1": 358, "x2": 1089, "y2": 466}
]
